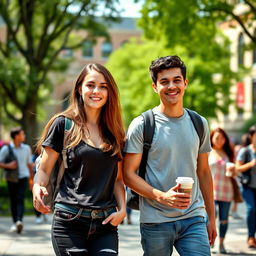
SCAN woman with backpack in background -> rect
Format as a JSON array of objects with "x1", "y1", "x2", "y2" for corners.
[
  {"x1": 236, "y1": 125, "x2": 256, "y2": 249},
  {"x1": 209, "y1": 128, "x2": 236, "y2": 254},
  {"x1": 32, "y1": 63, "x2": 126, "y2": 256}
]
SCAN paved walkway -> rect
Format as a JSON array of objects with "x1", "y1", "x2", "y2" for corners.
[{"x1": 0, "y1": 202, "x2": 256, "y2": 256}]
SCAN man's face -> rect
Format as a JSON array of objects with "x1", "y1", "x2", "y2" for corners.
[
  {"x1": 152, "y1": 68, "x2": 187, "y2": 106},
  {"x1": 16, "y1": 130, "x2": 25, "y2": 143}
]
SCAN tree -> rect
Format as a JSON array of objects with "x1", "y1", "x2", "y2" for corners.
[
  {"x1": 139, "y1": 0, "x2": 255, "y2": 45},
  {"x1": 200, "y1": 0, "x2": 256, "y2": 45},
  {"x1": 107, "y1": 38, "x2": 235, "y2": 127},
  {"x1": 0, "y1": 0, "x2": 119, "y2": 145}
]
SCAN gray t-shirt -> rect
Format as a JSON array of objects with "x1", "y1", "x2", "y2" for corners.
[{"x1": 124, "y1": 107, "x2": 211, "y2": 223}]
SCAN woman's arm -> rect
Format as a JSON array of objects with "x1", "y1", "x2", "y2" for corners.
[
  {"x1": 103, "y1": 161, "x2": 126, "y2": 226},
  {"x1": 32, "y1": 146, "x2": 59, "y2": 214}
]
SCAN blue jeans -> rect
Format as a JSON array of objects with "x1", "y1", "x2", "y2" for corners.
[
  {"x1": 242, "y1": 186, "x2": 256, "y2": 237},
  {"x1": 52, "y1": 208, "x2": 118, "y2": 256},
  {"x1": 214, "y1": 200, "x2": 231, "y2": 238},
  {"x1": 7, "y1": 177, "x2": 28, "y2": 223},
  {"x1": 140, "y1": 216, "x2": 210, "y2": 256}
]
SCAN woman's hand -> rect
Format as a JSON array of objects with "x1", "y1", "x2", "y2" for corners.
[
  {"x1": 102, "y1": 209, "x2": 126, "y2": 226},
  {"x1": 32, "y1": 183, "x2": 51, "y2": 214}
]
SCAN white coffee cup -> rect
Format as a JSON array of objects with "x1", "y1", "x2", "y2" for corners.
[
  {"x1": 225, "y1": 162, "x2": 235, "y2": 177},
  {"x1": 176, "y1": 177, "x2": 194, "y2": 194}
]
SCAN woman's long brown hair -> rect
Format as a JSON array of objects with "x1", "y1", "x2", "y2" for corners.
[
  {"x1": 210, "y1": 127, "x2": 235, "y2": 162},
  {"x1": 37, "y1": 63, "x2": 125, "y2": 159}
]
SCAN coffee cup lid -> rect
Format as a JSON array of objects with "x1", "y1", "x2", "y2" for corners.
[{"x1": 176, "y1": 177, "x2": 194, "y2": 184}]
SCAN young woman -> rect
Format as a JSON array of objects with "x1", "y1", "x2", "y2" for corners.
[
  {"x1": 209, "y1": 128, "x2": 236, "y2": 254},
  {"x1": 236, "y1": 125, "x2": 256, "y2": 249},
  {"x1": 32, "y1": 63, "x2": 126, "y2": 256}
]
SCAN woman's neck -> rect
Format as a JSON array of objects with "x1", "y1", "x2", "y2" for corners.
[{"x1": 85, "y1": 108, "x2": 100, "y2": 125}]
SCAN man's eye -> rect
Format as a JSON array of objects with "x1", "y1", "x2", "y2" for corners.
[{"x1": 174, "y1": 80, "x2": 181, "y2": 83}]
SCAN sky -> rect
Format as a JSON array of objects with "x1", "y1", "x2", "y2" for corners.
[{"x1": 117, "y1": 0, "x2": 143, "y2": 17}]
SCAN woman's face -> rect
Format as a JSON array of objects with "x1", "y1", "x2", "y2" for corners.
[
  {"x1": 79, "y1": 70, "x2": 108, "y2": 111},
  {"x1": 212, "y1": 131, "x2": 226, "y2": 150}
]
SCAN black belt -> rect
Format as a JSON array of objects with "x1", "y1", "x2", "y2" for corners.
[{"x1": 55, "y1": 203, "x2": 116, "y2": 219}]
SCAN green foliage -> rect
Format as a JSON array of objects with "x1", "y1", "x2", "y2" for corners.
[
  {"x1": 0, "y1": 0, "x2": 120, "y2": 145},
  {"x1": 107, "y1": 37, "x2": 236, "y2": 127}
]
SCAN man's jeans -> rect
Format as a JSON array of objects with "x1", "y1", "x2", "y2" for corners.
[
  {"x1": 52, "y1": 208, "x2": 118, "y2": 256},
  {"x1": 7, "y1": 178, "x2": 27, "y2": 223},
  {"x1": 140, "y1": 216, "x2": 210, "y2": 256},
  {"x1": 242, "y1": 186, "x2": 256, "y2": 237}
]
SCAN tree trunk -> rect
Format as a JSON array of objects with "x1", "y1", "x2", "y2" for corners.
[{"x1": 22, "y1": 97, "x2": 38, "y2": 150}]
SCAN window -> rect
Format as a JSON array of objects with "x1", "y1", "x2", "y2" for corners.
[
  {"x1": 253, "y1": 79, "x2": 256, "y2": 112},
  {"x1": 253, "y1": 30, "x2": 256, "y2": 65},
  {"x1": 238, "y1": 33, "x2": 244, "y2": 66},
  {"x1": 101, "y1": 41, "x2": 112, "y2": 58},
  {"x1": 82, "y1": 40, "x2": 93, "y2": 58}
]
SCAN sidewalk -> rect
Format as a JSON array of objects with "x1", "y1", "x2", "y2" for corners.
[{"x1": 0, "y1": 202, "x2": 256, "y2": 256}]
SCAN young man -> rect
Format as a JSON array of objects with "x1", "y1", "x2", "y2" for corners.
[
  {"x1": 0, "y1": 128, "x2": 33, "y2": 233},
  {"x1": 123, "y1": 56, "x2": 217, "y2": 256}
]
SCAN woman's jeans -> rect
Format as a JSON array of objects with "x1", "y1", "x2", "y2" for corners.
[
  {"x1": 214, "y1": 200, "x2": 231, "y2": 238},
  {"x1": 242, "y1": 185, "x2": 256, "y2": 237},
  {"x1": 140, "y1": 216, "x2": 210, "y2": 256},
  {"x1": 52, "y1": 207, "x2": 118, "y2": 256}
]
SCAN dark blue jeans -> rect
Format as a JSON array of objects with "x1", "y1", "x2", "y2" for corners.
[
  {"x1": 52, "y1": 208, "x2": 118, "y2": 256},
  {"x1": 214, "y1": 200, "x2": 231, "y2": 238},
  {"x1": 241, "y1": 186, "x2": 256, "y2": 237},
  {"x1": 7, "y1": 177, "x2": 28, "y2": 223}
]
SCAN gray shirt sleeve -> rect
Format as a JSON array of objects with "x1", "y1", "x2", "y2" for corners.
[
  {"x1": 0, "y1": 145, "x2": 9, "y2": 163},
  {"x1": 198, "y1": 116, "x2": 212, "y2": 154},
  {"x1": 124, "y1": 115, "x2": 144, "y2": 154},
  {"x1": 236, "y1": 147, "x2": 247, "y2": 162}
]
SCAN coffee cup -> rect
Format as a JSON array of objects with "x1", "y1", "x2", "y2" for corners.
[
  {"x1": 176, "y1": 177, "x2": 194, "y2": 194},
  {"x1": 225, "y1": 162, "x2": 235, "y2": 177}
]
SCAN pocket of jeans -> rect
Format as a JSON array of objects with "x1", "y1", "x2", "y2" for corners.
[
  {"x1": 141, "y1": 223, "x2": 158, "y2": 227},
  {"x1": 54, "y1": 209, "x2": 77, "y2": 222}
]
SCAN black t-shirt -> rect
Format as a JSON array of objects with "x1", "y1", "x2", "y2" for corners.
[{"x1": 42, "y1": 116, "x2": 118, "y2": 209}]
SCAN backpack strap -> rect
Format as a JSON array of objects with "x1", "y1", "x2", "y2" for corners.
[
  {"x1": 62, "y1": 117, "x2": 73, "y2": 169},
  {"x1": 186, "y1": 109, "x2": 205, "y2": 148},
  {"x1": 138, "y1": 109, "x2": 155, "y2": 179}
]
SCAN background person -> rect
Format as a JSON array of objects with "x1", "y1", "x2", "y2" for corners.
[
  {"x1": 209, "y1": 127, "x2": 236, "y2": 254},
  {"x1": 236, "y1": 125, "x2": 256, "y2": 249},
  {"x1": 33, "y1": 63, "x2": 126, "y2": 256},
  {"x1": 0, "y1": 127, "x2": 33, "y2": 233}
]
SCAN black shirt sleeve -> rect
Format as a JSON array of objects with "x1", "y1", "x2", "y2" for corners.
[{"x1": 42, "y1": 116, "x2": 65, "y2": 153}]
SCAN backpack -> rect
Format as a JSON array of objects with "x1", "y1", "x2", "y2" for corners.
[
  {"x1": 35, "y1": 117, "x2": 73, "y2": 211},
  {"x1": 3, "y1": 144, "x2": 19, "y2": 183},
  {"x1": 126, "y1": 108, "x2": 205, "y2": 210}
]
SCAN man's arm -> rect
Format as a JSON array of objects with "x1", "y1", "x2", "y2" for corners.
[
  {"x1": 123, "y1": 152, "x2": 191, "y2": 209},
  {"x1": 197, "y1": 152, "x2": 217, "y2": 246}
]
